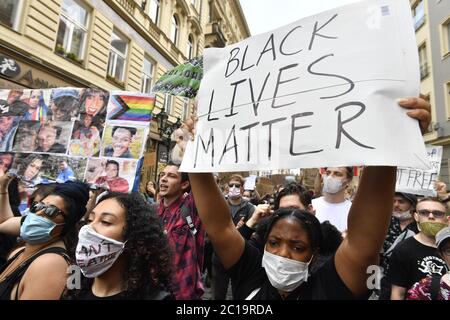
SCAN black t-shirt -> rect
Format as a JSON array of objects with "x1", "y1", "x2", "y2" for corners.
[
  {"x1": 64, "y1": 287, "x2": 173, "y2": 300},
  {"x1": 388, "y1": 236, "x2": 448, "y2": 290},
  {"x1": 227, "y1": 242, "x2": 356, "y2": 300}
]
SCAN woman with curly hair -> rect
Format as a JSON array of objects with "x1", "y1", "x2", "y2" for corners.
[{"x1": 64, "y1": 192, "x2": 173, "y2": 299}]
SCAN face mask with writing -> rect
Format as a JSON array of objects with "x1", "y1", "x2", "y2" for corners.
[{"x1": 75, "y1": 224, "x2": 126, "y2": 278}]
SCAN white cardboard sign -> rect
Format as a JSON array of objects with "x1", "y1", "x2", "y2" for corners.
[
  {"x1": 180, "y1": 0, "x2": 429, "y2": 172},
  {"x1": 396, "y1": 145, "x2": 443, "y2": 197}
]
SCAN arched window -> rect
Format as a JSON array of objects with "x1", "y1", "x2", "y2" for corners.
[
  {"x1": 187, "y1": 35, "x2": 194, "y2": 59},
  {"x1": 170, "y1": 15, "x2": 179, "y2": 45}
]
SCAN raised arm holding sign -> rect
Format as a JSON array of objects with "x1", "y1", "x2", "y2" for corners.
[
  {"x1": 180, "y1": 0, "x2": 429, "y2": 173},
  {"x1": 181, "y1": 0, "x2": 433, "y2": 300}
]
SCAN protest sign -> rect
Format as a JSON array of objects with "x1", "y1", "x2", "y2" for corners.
[
  {"x1": 396, "y1": 145, "x2": 443, "y2": 197},
  {"x1": 180, "y1": 0, "x2": 429, "y2": 173},
  {"x1": 152, "y1": 56, "x2": 203, "y2": 98},
  {"x1": 244, "y1": 175, "x2": 257, "y2": 190},
  {"x1": 0, "y1": 87, "x2": 154, "y2": 192}
]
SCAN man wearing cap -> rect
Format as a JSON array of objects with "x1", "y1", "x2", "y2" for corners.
[
  {"x1": 378, "y1": 192, "x2": 419, "y2": 299},
  {"x1": 388, "y1": 197, "x2": 449, "y2": 299},
  {"x1": 407, "y1": 226, "x2": 450, "y2": 299},
  {"x1": 49, "y1": 88, "x2": 80, "y2": 121}
]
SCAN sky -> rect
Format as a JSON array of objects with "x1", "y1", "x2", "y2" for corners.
[{"x1": 240, "y1": 0, "x2": 363, "y2": 36}]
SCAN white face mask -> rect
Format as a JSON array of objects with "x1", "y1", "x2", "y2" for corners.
[
  {"x1": 75, "y1": 224, "x2": 126, "y2": 278},
  {"x1": 322, "y1": 175, "x2": 345, "y2": 194},
  {"x1": 261, "y1": 249, "x2": 312, "y2": 292},
  {"x1": 228, "y1": 186, "x2": 241, "y2": 199},
  {"x1": 393, "y1": 210, "x2": 412, "y2": 221}
]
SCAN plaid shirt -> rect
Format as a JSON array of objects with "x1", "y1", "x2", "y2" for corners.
[{"x1": 158, "y1": 192, "x2": 205, "y2": 300}]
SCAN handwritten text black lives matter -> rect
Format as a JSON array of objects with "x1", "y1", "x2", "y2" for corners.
[{"x1": 193, "y1": 13, "x2": 377, "y2": 168}]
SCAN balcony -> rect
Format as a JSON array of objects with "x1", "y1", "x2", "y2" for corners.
[{"x1": 205, "y1": 22, "x2": 227, "y2": 48}]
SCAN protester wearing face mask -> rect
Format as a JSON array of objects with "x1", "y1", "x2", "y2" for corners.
[
  {"x1": 378, "y1": 192, "x2": 419, "y2": 300},
  {"x1": 311, "y1": 167, "x2": 353, "y2": 233},
  {"x1": 407, "y1": 226, "x2": 450, "y2": 300},
  {"x1": 63, "y1": 193, "x2": 173, "y2": 300},
  {"x1": 211, "y1": 175, "x2": 255, "y2": 300},
  {"x1": 388, "y1": 197, "x2": 449, "y2": 300},
  {"x1": 181, "y1": 95, "x2": 432, "y2": 300},
  {"x1": 0, "y1": 174, "x2": 89, "y2": 300}
]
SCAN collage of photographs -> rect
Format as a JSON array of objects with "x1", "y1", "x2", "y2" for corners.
[{"x1": 0, "y1": 88, "x2": 153, "y2": 193}]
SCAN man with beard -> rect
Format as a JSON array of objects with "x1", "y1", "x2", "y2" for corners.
[{"x1": 378, "y1": 192, "x2": 419, "y2": 299}]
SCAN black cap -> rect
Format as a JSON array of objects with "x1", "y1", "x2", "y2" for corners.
[{"x1": 395, "y1": 192, "x2": 418, "y2": 208}]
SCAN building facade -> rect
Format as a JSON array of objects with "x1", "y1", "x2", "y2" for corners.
[
  {"x1": 410, "y1": 0, "x2": 450, "y2": 184},
  {"x1": 0, "y1": 0, "x2": 250, "y2": 187}
]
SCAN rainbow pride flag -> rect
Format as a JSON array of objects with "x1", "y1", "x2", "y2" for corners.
[{"x1": 107, "y1": 94, "x2": 155, "y2": 122}]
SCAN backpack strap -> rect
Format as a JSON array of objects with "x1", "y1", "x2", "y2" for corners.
[
  {"x1": 179, "y1": 199, "x2": 197, "y2": 236},
  {"x1": 430, "y1": 274, "x2": 441, "y2": 300}
]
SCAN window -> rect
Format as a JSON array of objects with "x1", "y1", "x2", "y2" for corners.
[
  {"x1": 443, "y1": 20, "x2": 450, "y2": 56},
  {"x1": 171, "y1": 15, "x2": 179, "y2": 45},
  {"x1": 187, "y1": 35, "x2": 194, "y2": 59},
  {"x1": 413, "y1": 0, "x2": 425, "y2": 30},
  {"x1": 141, "y1": 56, "x2": 154, "y2": 94},
  {"x1": 149, "y1": 0, "x2": 160, "y2": 25},
  {"x1": 183, "y1": 98, "x2": 190, "y2": 120},
  {"x1": 418, "y1": 44, "x2": 429, "y2": 80},
  {"x1": 107, "y1": 30, "x2": 128, "y2": 83},
  {"x1": 56, "y1": 0, "x2": 89, "y2": 62},
  {"x1": 165, "y1": 94, "x2": 173, "y2": 115},
  {"x1": 0, "y1": 0, "x2": 23, "y2": 30}
]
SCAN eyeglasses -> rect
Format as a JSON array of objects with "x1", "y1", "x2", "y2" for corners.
[
  {"x1": 417, "y1": 209, "x2": 447, "y2": 219},
  {"x1": 31, "y1": 202, "x2": 66, "y2": 219},
  {"x1": 228, "y1": 183, "x2": 241, "y2": 188}
]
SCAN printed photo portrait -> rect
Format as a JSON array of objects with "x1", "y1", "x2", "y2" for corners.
[
  {"x1": 106, "y1": 93, "x2": 154, "y2": 122},
  {"x1": 12, "y1": 120, "x2": 41, "y2": 152},
  {"x1": 0, "y1": 89, "x2": 51, "y2": 118},
  {"x1": 21, "y1": 89, "x2": 51, "y2": 121},
  {"x1": 0, "y1": 116, "x2": 20, "y2": 152},
  {"x1": 79, "y1": 88, "x2": 109, "y2": 119},
  {"x1": 100, "y1": 125, "x2": 146, "y2": 159},
  {"x1": 85, "y1": 158, "x2": 137, "y2": 193},
  {"x1": 0, "y1": 152, "x2": 14, "y2": 173},
  {"x1": 11, "y1": 153, "x2": 49, "y2": 185},
  {"x1": 48, "y1": 87, "x2": 83, "y2": 121},
  {"x1": 35, "y1": 121, "x2": 73, "y2": 154},
  {"x1": 11, "y1": 153, "x2": 87, "y2": 185},
  {"x1": 69, "y1": 113, "x2": 104, "y2": 157}
]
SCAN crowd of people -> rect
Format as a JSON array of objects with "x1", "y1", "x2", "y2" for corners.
[{"x1": 0, "y1": 95, "x2": 449, "y2": 301}]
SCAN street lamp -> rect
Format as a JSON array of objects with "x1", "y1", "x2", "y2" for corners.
[{"x1": 155, "y1": 110, "x2": 182, "y2": 162}]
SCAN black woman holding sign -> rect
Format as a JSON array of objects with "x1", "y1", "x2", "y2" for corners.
[
  {"x1": 185, "y1": 97, "x2": 431, "y2": 299},
  {"x1": 0, "y1": 174, "x2": 90, "y2": 300},
  {"x1": 63, "y1": 192, "x2": 174, "y2": 300}
]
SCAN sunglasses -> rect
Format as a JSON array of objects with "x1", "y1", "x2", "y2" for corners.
[
  {"x1": 31, "y1": 202, "x2": 66, "y2": 219},
  {"x1": 417, "y1": 209, "x2": 447, "y2": 219},
  {"x1": 228, "y1": 183, "x2": 241, "y2": 188}
]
